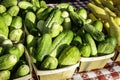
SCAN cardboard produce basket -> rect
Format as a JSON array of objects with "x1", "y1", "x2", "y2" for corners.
[
  {"x1": 78, "y1": 52, "x2": 115, "y2": 72},
  {"x1": 36, "y1": 63, "x2": 79, "y2": 80},
  {"x1": 13, "y1": 74, "x2": 32, "y2": 80},
  {"x1": 114, "y1": 53, "x2": 120, "y2": 61},
  {"x1": 112, "y1": 46, "x2": 120, "y2": 61}
]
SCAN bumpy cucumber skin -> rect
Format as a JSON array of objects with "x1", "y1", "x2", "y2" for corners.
[
  {"x1": 0, "y1": 70, "x2": 10, "y2": 80},
  {"x1": 50, "y1": 30, "x2": 74, "y2": 57},
  {"x1": 0, "y1": 54, "x2": 17, "y2": 70},
  {"x1": 10, "y1": 16, "x2": 22, "y2": 29},
  {"x1": 36, "y1": 34, "x2": 52, "y2": 62},
  {"x1": 0, "y1": 16, "x2": 9, "y2": 39},
  {"x1": 83, "y1": 24, "x2": 105, "y2": 41},
  {"x1": 85, "y1": 33, "x2": 97, "y2": 56},
  {"x1": 15, "y1": 64, "x2": 30, "y2": 77},
  {"x1": 58, "y1": 46, "x2": 80, "y2": 66},
  {"x1": 40, "y1": 55, "x2": 58, "y2": 70},
  {"x1": 2, "y1": 12, "x2": 12, "y2": 26},
  {"x1": 7, "y1": 6, "x2": 20, "y2": 16},
  {"x1": 97, "y1": 36, "x2": 117, "y2": 54}
]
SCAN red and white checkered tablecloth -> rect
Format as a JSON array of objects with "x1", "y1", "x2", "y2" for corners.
[{"x1": 67, "y1": 61, "x2": 120, "y2": 80}]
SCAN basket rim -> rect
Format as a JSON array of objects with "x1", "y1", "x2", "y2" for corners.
[
  {"x1": 37, "y1": 63, "x2": 79, "y2": 75},
  {"x1": 13, "y1": 74, "x2": 32, "y2": 80},
  {"x1": 80, "y1": 52, "x2": 115, "y2": 62}
]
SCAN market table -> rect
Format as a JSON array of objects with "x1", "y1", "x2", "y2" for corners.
[{"x1": 67, "y1": 60, "x2": 120, "y2": 80}]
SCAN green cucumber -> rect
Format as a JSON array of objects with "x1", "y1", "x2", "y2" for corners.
[
  {"x1": 36, "y1": 34, "x2": 52, "y2": 62},
  {"x1": 7, "y1": 6, "x2": 20, "y2": 16},
  {"x1": 85, "y1": 33, "x2": 97, "y2": 56},
  {"x1": 50, "y1": 30, "x2": 73, "y2": 57},
  {"x1": 0, "y1": 70, "x2": 10, "y2": 80},
  {"x1": 0, "y1": 54, "x2": 17, "y2": 70},
  {"x1": 40, "y1": 55, "x2": 58, "y2": 70}
]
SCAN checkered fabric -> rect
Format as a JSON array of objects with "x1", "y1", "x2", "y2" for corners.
[
  {"x1": 67, "y1": 61, "x2": 120, "y2": 80},
  {"x1": 47, "y1": 0, "x2": 92, "y2": 11},
  {"x1": 68, "y1": 0, "x2": 92, "y2": 10}
]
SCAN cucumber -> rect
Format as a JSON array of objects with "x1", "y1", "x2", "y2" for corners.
[
  {"x1": 26, "y1": 34, "x2": 36, "y2": 48},
  {"x1": 0, "y1": 54, "x2": 17, "y2": 70},
  {"x1": 25, "y1": 11, "x2": 36, "y2": 30},
  {"x1": 36, "y1": 34, "x2": 52, "y2": 62},
  {"x1": 50, "y1": 30, "x2": 73, "y2": 57},
  {"x1": 7, "y1": 6, "x2": 20, "y2": 16},
  {"x1": 9, "y1": 29, "x2": 23, "y2": 43},
  {"x1": 69, "y1": 10, "x2": 84, "y2": 27},
  {"x1": 26, "y1": 34, "x2": 36, "y2": 60},
  {"x1": 10, "y1": 16, "x2": 22, "y2": 29},
  {"x1": 97, "y1": 36, "x2": 117, "y2": 54},
  {"x1": 0, "y1": 70, "x2": 10, "y2": 80},
  {"x1": 76, "y1": 7, "x2": 87, "y2": 19},
  {"x1": 58, "y1": 46, "x2": 80, "y2": 66},
  {"x1": 56, "y1": 3, "x2": 70, "y2": 9},
  {"x1": 84, "y1": 33, "x2": 97, "y2": 56},
  {"x1": 37, "y1": 20, "x2": 45, "y2": 33},
  {"x1": 62, "y1": 17, "x2": 71, "y2": 30},
  {"x1": 15, "y1": 64, "x2": 30, "y2": 77},
  {"x1": 79, "y1": 43, "x2": 91, "y2": 57},
  {"x1": 0, "y1": 5, "x2": 6, "y2": 13},
  {"x1": 83, "y1": 24, "x2": 105, "y2": 41},
  {"x1": 0, "y1": 46, "x2": 4, "y2": 56},
  {"x1": 43, "y1": 9, "x2": 62, "y2": 35},
  {"x1": 8, "y1": 46, "x2": 21, "y2": 61},
  {"x1": 18, "y1": 1, "x2": 33, "y2": 10},
  {"x1": 39, "y1": 0, "x2": 47, "y2": 8},
  {"x1": 50, "y1": 22, "x2": 63, "y2": 38},
  {"x1": 2, "y1": 12, "x2": 12, "y2": 26},
  {"x1": 36, "y1": 7, "x2": 46, "y2": 16},
  {"x1": 71, "y1": 35, "x2": 82, "y2": 46},
  {"x1": 0, "y1": 16, "x2": 9, "y2": 39},
  {"x1": 44, "y1": 9, "x2": 62, "y2": 29},
  {"x1": 37, "y1": 7, "x2": 53, "y2": 20},
  {"x1": 31, "y1": 0, "x2": 40, "y2": 8},
  {"x1": 92, "y1": 20, "x2": 103, "y2": 32},
  {"x1": 16, "y1": 43, "x2": 25, "y2": 58},
  {"x1": 40, "y1": 55, "x2": 58, "y2": 70},
  {"x1": 61, "y1": 10, "x2": 69, "y2": 18},
  {"x1": 2, "y1": 39, "x2": 13, "y2": 50},
  {"x1": 1, "y1": 0, "x2": 17, "y2": 8}
]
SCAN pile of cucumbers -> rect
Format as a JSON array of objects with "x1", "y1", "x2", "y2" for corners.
[{"x1": 0, "y1": 0, "x2": 117, "y2": 79}]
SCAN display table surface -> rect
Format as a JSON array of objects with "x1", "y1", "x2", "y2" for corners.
[{"x1": 67, "y1": 60, "x2": 120, "y2": 80}]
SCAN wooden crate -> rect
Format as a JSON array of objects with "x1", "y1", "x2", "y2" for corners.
[{"x1": 78, "y1": 52, "x2": 115, "y2": 72}]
